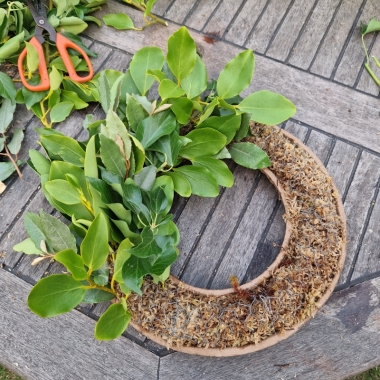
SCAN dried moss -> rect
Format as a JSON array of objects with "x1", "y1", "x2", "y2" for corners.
[{"x1": 127, "y1": 126, "x2": 345, "y2": 350}]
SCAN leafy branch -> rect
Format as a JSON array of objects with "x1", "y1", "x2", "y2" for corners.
[{"x1": 361, "y1": 18, "x2": 380, "y2": 86}]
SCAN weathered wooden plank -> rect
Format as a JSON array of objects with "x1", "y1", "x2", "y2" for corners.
[
  {"x1": 1, "y1": 192, "x2": 52, "y2": 268},
  {"x1": 339, "y1": 152, "x2": 380, "y2": 283},
  {"x1": 356, "y1": 34, "x2": 380, "y2": 96},
  {"x1": 334, "y1": 0, "x2": 380, "y2": 87},
  {"x1": 283, "y1": 120, "x2": 309, "y2": 141},
  {"x1": 245, "y1": 0, "x2": 292, "y2": 54},
  {"x1": 310, "y1": 0, "x2": 363, "y2": 78},
  {"x1": 159, "y1": 277, "x2": 380, "y2": 380},
  {"x1": 185, "y1": 0, "x2": 221, "y2": 32},
  {"x1": 325, "y1": 140, "x2": 359, "y2": 197},
  {"x1": 305, "y1": 130, "x2": 333, "y2": 164},
  {"x1": 178, "y1": 165, "x2": 258, "y2": 287},
  {"x1": 351, "y1": 192, "x2": 380, "y2": 281},
  {"x1": 170, "y1": 195, "x2": 219, "y2": 277},
  {"x1": 287, "y1": 0, "x2": 341, "y2": 69},
  {"x1": 86, "y1": 1, "x2": 380, "y2": 154},
  {"x1": 266, "y1": 0, "x2": 316, "y2": 62},
  {"x1": 0, "y1": 270, "x2": 158, "y2": 380},
  {"x1": 165, "y1": 0, "x2": 197, "y2": 24},
  {"x1": 224, "y1": 0, "x2": 268, "y2": 46},
  {"x1": 203, "y1": 0, "x2": 244, "y2": 37},
  {"x1": 209, "y1": 174, "x2": 279, "y2": 289},
  {"x1": 102, "y1": 50, "x2": 132, "y2": 72},
  {"x1": 152, "y1": 0, "x2": 173, "y2": 16}
]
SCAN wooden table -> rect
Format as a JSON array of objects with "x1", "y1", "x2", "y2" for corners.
[{"x1": 1, "y1": 1, "x2": 380, "y2": 378}]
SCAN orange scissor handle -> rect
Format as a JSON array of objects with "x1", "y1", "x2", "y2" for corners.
[
  {"x1": 56, "y1": 33, "x2": 94, "y2": 83},
  {"x1": 18, "y1": 36, "x2": 50, "y2": 92}
]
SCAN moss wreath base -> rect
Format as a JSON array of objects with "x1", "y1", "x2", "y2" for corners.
[{"x1": 126, "y1": 124, "x2": 346, "y2": 356}]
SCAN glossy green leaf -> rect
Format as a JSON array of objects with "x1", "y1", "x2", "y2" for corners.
[
  {"x1": 7, "y1": 128, "x2": 24, "y2": 155},
  {"x1": 45, "y1": 179, "x2": 82, "y2": 205},
  {"x1": 121, "y1": 181, "x2": 150, "y2": 221},
  {"x1": 28, "y1": 274, "x2": 86, "y2": 317},
  {"x1": 0, "y1": 98, "x2": 16, "y2": 134},
  {"x1": 152, "y1": 175, "x2": 174, "y2": 214},
  {"x1": 217, "y1": 50, "x2": 254, "y2": 99},
  {"x1": 61, "y1": 90, "x2": 89, "y2": 110},
  {"x1": 0, "y1": 162, "x2": 17, "y2": 181},
  {"x1": 133, "y1": 164, "x2": 156, "y2": 191},
  {"x1": 13, "y1": 238, "x2": 43, "y2": 255},
  {"x1": 126, "y1": 93, "x2": 149, "y2": 131},
  {"x1": 159, "y1": 79, "x2": 186, "y2": 100},
  {"x1": 95, "y1": 303, "x2": 131, "y2": 340},
  {"x1": 49, "y1": 66, "x2": 63, "y2": 91},
  {"x1": 82, "y1": 288, "x2": 115, "y2": 304},
  {"x1": 149, "y1": 186, "x2": 168, "y2": 216},
  {"x1": 57, "y1": 17, "x2": 88, "y2": 35},
  {"x1": 80, "y1": 212, "x2": 109, "y2": 272},
  {"x1": 113, "y1": 238, "x2": 133, "y2": 282},
  {"x1": 128, "y1": 227, "x2": 159, "y2": 258},
  {"x1": 234, "y1": 112, "x2": 251, "y2": 141},
  {"x1": 130, "y1": 46, "x2": 165, "y2": 95},
  {"x1": 237, "y1": 90, "x2": 296, "y2": 125},
  {"x1": 181, "y1": 54, "x2": 208, "y2": 99},
  {"x1": 136, "y1": 110, "x2": 177, "y2": 149},
  {"x1": 197, "y1": 114, "x2": 241, "y2": 144},
  {"x1": 84, "y1": 135, "x2": 98, "y2": 179},
  {"x1": 147, "y1": 69, "x2": 166, "y2": 83},
  {"x1": 197, "y1": 98, "x2": 218, "y2": 125},
  {"x1": 24, "y1": 212, "x2": 48, "y2": 253},
  {"x1": 103, "y1": 13, "x2": 134, "y2": 30},
  {"x1": 100, "y1": 134, "x2": 127, "y2": 179},
  {"x1": 361, "y1": 18, "x2": 380, "y2": 36},
  {"x1": 174, "y1": 165, "x2": 219, "y2": 197},
  {"x1": 229, "y1": 142, "x2": 271, "y2": 169},
  {"x1": 192, "y1": 157, "x2": 234, "y2": 188},
  {"x1": 168, "y1": 97, "x2": 193, "y2": 124},
  {"x1": 165, "y1": 171, "x2": 191, "y2": 197},
  {"x1": 24, "y1": 40, "x2": 39, "y2": 73},
  {"x1": 180, "y1": 128, "x2": 227, "y2": 159},
  {"x1": 91, "y1": 264, "x2": 109, "y2": 286},
  {"x1": 50, "y1": 101, "x2": 75, "y2": 123},
  {"x1": 0, "y1": 72, "x2": 16, "y2": 102},
  {"x1": 28, "y1": 150, "x2": 51, "y2": 176},
  {"x1": 39, "y1": 210, "x2": 77, "y2": 253},
  {"x1": 167, "y1": 26, "x2": 197, "y2": 84},
  {"x1": 54, "y1": 249, "x2": 87, "y2": 280},
  {"x1": 149, "y1": 131, "x2": 182, "y2": 167}
]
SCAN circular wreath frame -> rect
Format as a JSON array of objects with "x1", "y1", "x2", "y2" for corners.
[{"x1": 127, "y1": 127, "x2": 347, "y2": 356}]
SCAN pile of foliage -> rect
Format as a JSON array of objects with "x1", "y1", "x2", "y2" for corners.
[{"x1": 14, "y1": 26, "x2": 296, "y2": 340}]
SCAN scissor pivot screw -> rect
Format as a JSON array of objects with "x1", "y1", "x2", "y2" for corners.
[{"x1": 39, "y1": 20, "x2": 45, "y2": 25}]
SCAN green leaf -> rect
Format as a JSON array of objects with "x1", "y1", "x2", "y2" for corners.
[
  {"x1": 0, "y1": 162, "x2": 17, "y2": 181},
  {"x1": 82, "y1": 288, "x2": 115, "y2": 304},
  {"x1": 149, "y1": 131, "x2": 182, "y2": 167},
  {"x1": 28, "y1": 274, "x2": 86, "y2": 317},
  {"x1": 13, "y1": 238, "x2": 42, "y2": 255},
  {"x1": 96, "y1": 71, "x2": 111, "y2": 113},
  {"x1": 133, "y1": 165, "x2": 156, "y2": 191},
  {"x1": 174, "y1": 165, "x2": 219, "y2": 197},
  {"x1": 100, "y1": 134, "x2": 127, "y2": 179},
  {"x1": 39, "y1": 210, "x2": 77, "y2": 253},
  {"x1": 54, "y1": 249, "x2": 87, "y2": 280},
  {"x1": 159, "y1": 79, "x2": 186, "y2": 100},
  {"x1": 92, "y1": 264, "x2": 109, "y2": 286},
  {"x1": 136, "y1": 110, "x2": 177, "y2": 149},
  {"x1": 152, "y1": 175, "x2": 174, "y2": 214},
  {"x1": 49, "y1": 66, "x2": 63, "y2": 91},
  {"x1": 234, "y1": 112, "x2": 251, "y2": 141},
  {"x1": 362, "y1": 18, "x2": 380, "y2": 36},
  {"x1": 147, "y1": 69, "x2": 166, "y2": 83},
  {"x1": 0, "y1": 72, "x2": 16, "y2": 102},
  {"x1": 180, "y1": 128, "x2": 227, "y2": 159},
  {"x1": 41, "y1": 135, "x2": 85, "y2": 167},
  {"x1": 84, "y1": 135, "x2": 98, "y2": 179},
  {"x1": 181, "y1": 54, "x2": 208, "y2": 99},
  {"x1": 28, "y1": 150, "x2": 51, "y2": 176},
  {"x1": 217, "y1": 50, "x2": 254, "y2": 99},
  {"x1": 128, "y1": 227, "x2": 159, "y2": 258},
  {"x1": 24, "y1": 40, "x2": 39, "y2": 73},
  {"x1": 126, "y1": 93, "x2": 149, "y2": 131},
  {"x1": 192, "y1": 157, "x2": 234, "y2": 188},
  {"x1": 45, "y1": 179, "x2": 82, "y2": 205},
  {"x1": 80, "y1": 212, "x2": 109, "y2": 272},
  {"x1": 103, "y1": 13, "x2": 134, "y2": 30},
  {"x1": 197, "y1": 114, "x2": 241, "y2": 144},
  {"x1": 197, "y1": 97, "x2": 218, "y2": 125},
  {"x1": 168, "y1": 97, "x2": 193, "y2": 124},
  {"x1": 229, "y1": 142, "x2": 271, "y2": 169},
  {"x1": 0, "y1": 98, "x2": 16, "y2": 134},
  {"x1": 149, "y1": 186, "x2": 168, "y2": 216},
  {"x1": 130, "y1": 46, "x2": 165, "y2": 95},
  {"x1": 7, "y1": 128, "x2": 24, "y2": 155},
  {"x1": 238, "y1": 90, "x2": 296, "y2": 125},
  {"x1": 167, "y1": 26, "x2": 197, "y2": 84},
  {"x1": 95, "y1": 303, "x2": 131, "y2": 340},
  {"x1": 61, "y1": 90, "x2": 89, "y2": 110},
  {"x1": 121, "y1": 181, "x2": 150, "y2": 221},
  {"x1": 50, "y1": 101, "x2": 75, "y2": 123},
  {"x1": 113, "y1": 238, "x2": 133, "y2": 282},
  {"x1": 57, "y1": 17, "x2": 88, "y2": 35},
  {"x1": 24, "y1": 212, "x2": 48, "y2": 253},
  {"x1": 165, "y1": 171, "x2": 191, "y2": 197}
]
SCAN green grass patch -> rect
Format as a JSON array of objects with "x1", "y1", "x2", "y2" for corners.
[
  {"x1": 348, "y1": 366, "x2": 380, "y2": 380},
  {"x1": 0, "y1": 364, "x2": 24, "y2": 380}
]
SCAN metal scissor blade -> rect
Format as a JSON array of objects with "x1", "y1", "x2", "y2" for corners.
[{"x1": 27, "y1": 0, "x2": 47, "y2": 21}]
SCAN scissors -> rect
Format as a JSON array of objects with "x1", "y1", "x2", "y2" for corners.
[{"x1": 18, "y1": 0, "x2": 94, "y2": 92}]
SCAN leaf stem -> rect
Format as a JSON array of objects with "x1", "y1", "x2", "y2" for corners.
[
  {"x1": 123, "y1": 0, "x2": 168, "y2": 26},
  {"x1": 365, "y1": 63, "x2": 380, "y2": 86},
  {"x1": 4, "y1": 144, "x2": 22, "y2": 178}
]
